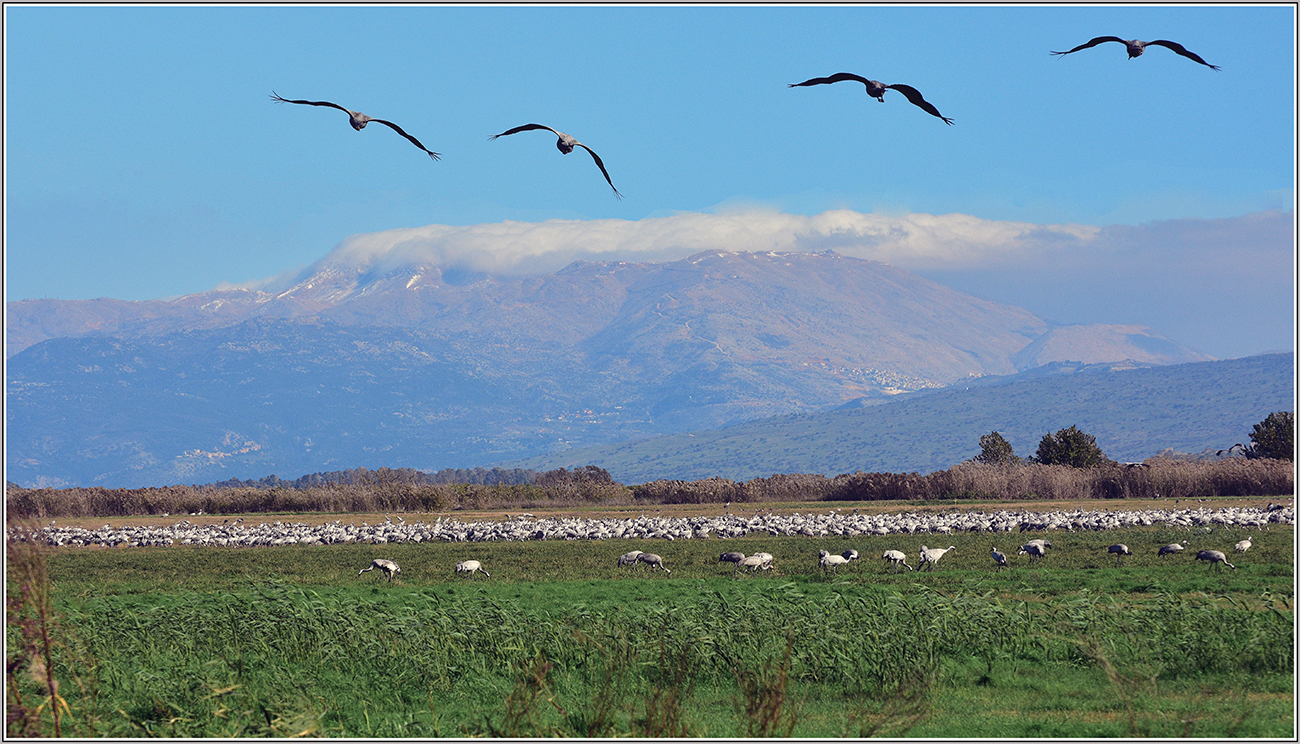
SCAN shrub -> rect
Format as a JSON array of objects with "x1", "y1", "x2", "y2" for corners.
[
  {"x1": 1032, "y1": 426, "x2": 1109, "y2": 468},
  {"x1": 1246, "y1": 411, "x2": 1294, "y2": 461},
  {"x1": 974, "y1": 431, "x2": 1019, "y2": 465}
]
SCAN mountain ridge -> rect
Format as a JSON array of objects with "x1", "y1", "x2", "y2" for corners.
[
  {"x1": 497, "y1": 352, "x2": 1294, "y2": 483},
  {"x1": 5, "y1": 250, "x2": 1220, "y2": 488}
]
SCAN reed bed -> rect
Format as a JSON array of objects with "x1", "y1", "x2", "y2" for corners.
[{"x1": 6, "y1": 458, "x2": 1291, "y2": 519}]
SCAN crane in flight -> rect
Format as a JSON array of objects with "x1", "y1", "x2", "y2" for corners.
[
  {"x1": 789, "y1": 73, "x2": 954, "y2": 125},
  {"x1": 1050, "y1": 37, "x2": 1220, "y2": 70},
  {"x1": 489, "y1": 123, "x2": 623, "y2": 199},
  {"x1": 270, "y1": 92, "x2": 441, "y2": 160}
]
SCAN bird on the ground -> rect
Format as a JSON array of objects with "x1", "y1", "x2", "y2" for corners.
[
  {"x1": 636, "y1": 552, "x2": 671, "y2": 573},
  {"x1": 1107, "y1": 543, "x2": 1132, "y2": 565},
  {"x1": 1195, "y1": 549, "x2": 1237, "y2": 570},
  {"x1": 1234, "y1": 537, "x2": 1252, "y2": 553},
  {"x1": 1018, "y1": 542, "x2": 1046, "y2": 562},
  {"x1": 718, "y1": 551, "x2": 746, "y2": 565},
  {"x1": 489, "y1": 123, "x2": 622, "y2": 198},
  {"x1": 455, "y1": 559, "x2": 490, "y2": 579},
  {"x1": 1050, "y1": 37, "x2": 1220, "y2": 70},
  {"x1": 270, "y1": 92, "x2": 441, "y2": 160},
  {"x1": 358, "y1": 559, "x2": 401, "y2": 582},
  {"x1": 991, "y1": 547, "x2": 1008, "y2": 571},
  {"x1": 1157, "y1": 540, "x2": 1188, "y2": 556},
  {"x1": 788, "y1": 73, "x2": 954, "y2": 125},
  {"x1": 918, "y1": 545, "x2": 956, "y2": 570},
  {"x1": 819, "y1": 550, "x2": 851, "y2": 572}
]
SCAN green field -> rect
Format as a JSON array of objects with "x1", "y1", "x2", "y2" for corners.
[{"x1": 8, "y1": 520, "x2": 1295, "y2": 738}]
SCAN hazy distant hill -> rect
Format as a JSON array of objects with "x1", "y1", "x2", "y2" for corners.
[
  {"x1": 501, "y1": 353, "x2": 1295, "y2": 483},
  {"x1": 5, "y1": 250, "x2": 1216, "y2": 488}
]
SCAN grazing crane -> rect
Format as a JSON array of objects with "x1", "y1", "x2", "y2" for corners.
[
  {"x1": 818, "y1": 549, "x2": 850, "y2": 573},
  {"x1": 455, "y1": 559, "x2": 491, "y2": 579},
  {"x1": 1234, "y1": 537, "x2": 1252, "y2": 553},
  {"x1": 618, "y1": 550, "x2": 645, "y2": 567},
  {"x1": 270, "y1": 92, "x2": 441, "y2": 159},
  {"x1": 841, "y1": 549, "x2": 860, "y2": 562},
  {"x1": 882, "y1": 549, "x2": 914, "y2": 573},
  {"x1": 1107, "y1": 543, "x2": 1132, "y2": 565},
  {"x1": 735, "y1": 554, "x2": 770, "y2": 575},
  {"x1": 636, "y1": 552, "x2": 671, "y2": 573},
  {"x1": 1017, "y1": 542, "x2": 1046, "y2": 562},
  {"x1": 789, "y1": 73, "x2": 953, "y2": 124},
  {"x1": 1157, "y1": 540, "x2": 1188, "y2": 556},
  {"x1": 1050, "y1": 37, "x2": 1220, "y2": 70},
  {"x1": 358, "y1": 559, "x2": 401, "y2": 582},
  {"x1": 717, "y1": 551, "x2": 746, "y2": 573},
  {"x1": 991, "y1": 547, "x2": 1008, "y2": 571},
  {"x1": 1195, "y1": 549, "x2": 1237, "y2": 570},
  {"x1": 918, "y1": 545, "x2": 956, "y2": 570},
  {"x1": 489, "y1": 123, "x2": 623, "y2": 198}
]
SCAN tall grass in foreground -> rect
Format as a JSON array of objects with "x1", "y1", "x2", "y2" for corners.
[
  {"x1": 9, "y1": 569, "x2": 1293, "y2": 736},
  {"x1": 6, "y1": 458, "x2": 1293, "y2": 518}
]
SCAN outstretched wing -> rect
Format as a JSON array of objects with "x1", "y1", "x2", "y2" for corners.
[
  {"x1": 372, "y1": 118, "x2": 441, "y2": 160},
  {"x1": 489, "y1": 123, "x2": 561, "y2": 140},
  {"x1": 1147, "y1": 39, "x2": 1221, "y2": 70},
  {"x1": 885, "y1": 84, "x2": 954, "y2": 125},
  {"x1": 788, "y1": 72, "x2": 873, "y2": 88},
  {"x1": 269, "y1": 91, "x2": 351, "y2": 114},
  {"x1": 575, "y1": 143, "x2": 623, "y2": 200},
  {"x1": 1050, "y1": 36, "x2": 1126, "y2": 56}
]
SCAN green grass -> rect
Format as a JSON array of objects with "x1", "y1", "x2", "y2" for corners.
[{"x1": 9, "y1": 524, "x2": 1295, "y2": 737}]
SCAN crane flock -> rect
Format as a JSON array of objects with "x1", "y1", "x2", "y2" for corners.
[{"x1": 268, "y1": 32, "x2": 1218, "y2": 199}]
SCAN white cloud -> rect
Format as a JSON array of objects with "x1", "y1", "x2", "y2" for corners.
[
  {"x1": 235, "y1": 208, "x2": 1290, "y2": 359},
  {"x1": 293, "y1": 209, "x2": 1103, "y2": 280}
]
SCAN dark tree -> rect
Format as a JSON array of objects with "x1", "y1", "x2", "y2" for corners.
[
  {"x1": 1033, "y1": 426, "x2": 1108, "y2": 468},
  {"x1": 1246, "y1": 411, "x2": 1294, "y2": 461},
  {"x1": 974, "y1": 431, "x2": 1018, "y2": 465}
]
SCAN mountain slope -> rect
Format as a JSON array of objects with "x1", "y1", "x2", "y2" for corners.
[
  {"x1": 5, "y1": 250, "x2": 1215, "y2": 487},
  {"x1": 499, "y1": 353, "x2": 1295, "y2": 483}
]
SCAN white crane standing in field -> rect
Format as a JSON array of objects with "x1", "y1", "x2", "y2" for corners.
[
  {"x1": 918, "y1": 545, "x2": 956, "y2": 571},
  {"x1": 882, "y1": 549, "x2": 913, "y2": 573},
  {"x1": 818, "y1": 549, "x2": 850, "y2": 573},
  {"x1": 358, "y1": 559, "x2": 401, "y2": 582},
  {"x1": 618, "y1": 550, "x2": 645, "y2": 567},
  {"x1": 1018, "y1": 542, "x2": 1046, "y2": 562},
  {"x1": 1234, "y1": 537, "x2": 1252, "y2": 553},
  {"x1": 736, "y1": 554, "x2": 771, "y2": 575},
  {"x1": 455, "y1": 559, "x2": 491, "y2": 579}
]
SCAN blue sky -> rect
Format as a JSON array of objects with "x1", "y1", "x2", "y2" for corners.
[{"x1": 5, "y1": 4, "x2": 1295, "y2": 359}]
